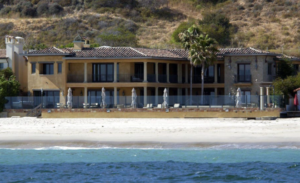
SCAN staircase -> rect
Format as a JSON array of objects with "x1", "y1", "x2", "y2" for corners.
[{"x1": 26, "y1": 104, "x2": 42, "y2": 117}]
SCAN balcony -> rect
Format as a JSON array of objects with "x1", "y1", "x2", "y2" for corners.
[
  {"x1": 90, "y1": 74, "x2": 114, "y2": 82},
  {"x1": 189, "y1": 75, "x2": 215, "y2": 84},
  {"x1": 235, "y1": 75, "x2": 252, "y2": 83},
  {"x1": 158, "y1": 75, "x2": 167, "y2": 83},
  {"x1": 118, "y1": 74, "x2": 143, "y2": 82},
  {"x1": 169, "y1": 75, "x2": 178, "y2": 83},
  {"x1": 68, "y1": 74, "x2": 84, "y2": 83}
]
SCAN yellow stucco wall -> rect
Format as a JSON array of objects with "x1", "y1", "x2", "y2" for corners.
[{"x1": 42, "y1": 110, "x2": 281, "y2": 118}]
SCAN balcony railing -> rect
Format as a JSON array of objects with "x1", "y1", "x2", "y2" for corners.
[
  {"x1": 158, "y1": 74, "x2": 167, "y2": 83},
  {"x1": 169, "y1": 75, "x2": 178, "y2": 83},
  {"x1": 189, "y1": 75, "x2": 215, "y2": 83},
  {"x1": 90, "y1": 74, "x2": 114, "y2": 82},
  {"x1": 264, "y1": 75, "x2": 276, "y2": 82},
  {"x1": 68, "y1": 74, "x2": 84, "y2": 83},
  {"x1": 235, "y1": 75, "x2": 252, "y2": 83},
  {"x1": 147, "y1": 74, "x2": 156, "y2": 82}
]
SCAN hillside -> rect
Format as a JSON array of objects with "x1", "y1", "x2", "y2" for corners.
[{"x1": 0, "y1": 0, "x2": 300, "y2": 56}]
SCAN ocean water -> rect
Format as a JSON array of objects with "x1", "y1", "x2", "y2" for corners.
[{"x1": 0, "y1": 143, "x2": 300, "y2": 182}]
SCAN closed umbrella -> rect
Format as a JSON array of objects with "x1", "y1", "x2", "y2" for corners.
[
  {"x1": 236, "y1": 88, "x2": 241, "y2": 108},
  {"x1": 294, "y1": 94, "x2": 298, "y2": 106},
  {"x1": 67, "y1": 88, "x2": 72, "y2": 108},
  {"x1": 131, "y1": 88, "x2": 137, "y2": 108},
  {"x1": 162, "y1": 88, "x2": 168, "y2": 108},
  {"x1": 101, "y1": 87, "x2": 106, "y2": 108}
]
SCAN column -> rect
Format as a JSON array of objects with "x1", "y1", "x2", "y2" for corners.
[
  {"x1": 178, "y1": 63, "x2": 182, "y2": 83},
  {"x1": 185, "y1": 64, "x2": 188, "y2": 83},
  {"x1": 114, "y1": 87, "x2": 117, "y2": 105},
  {"x1": 155, "y1": 62, "x2": 159, "y2": 82},
  {"x1": 266, "y1": 87, "x2": 270, "y2": 106},
  {"x1": 215, "y1": 88, "x2": 218, "y2": 96},
  {"x1": 144, "y1": 62, "x2": 147, "y2": 82},
  {"x1": 167, "y1": 63, "x2": 170, "y2": 83},
  {"x1": 114, "y1": 62, "x2": 117, "y2": 82},
  {"x1": 144, "y1": 86, "x2": 147, "y2": 106},
  {"x1": 214, "y1": 64, "x2": 218, "y2": 83},
  {"x1": 84, "y1": 87, "x2": 87, "y2": 104},
  {"x1": 84, "y1": 62, "x2": 87, "y2": 83},
  {"x1": 155, "y1": 87, "x2": 158, "y2": 105},
  {"x1": 260, "y1": 87, "x2": 264, "y2": 111}
]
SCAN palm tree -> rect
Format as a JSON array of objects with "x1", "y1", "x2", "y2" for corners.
[{"x1": 179, "y1": 25, "x2": 218, "y2": 104}]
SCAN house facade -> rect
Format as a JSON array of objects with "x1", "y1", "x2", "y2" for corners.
[
  {"x1": 17, "y1": 36, "x2": 287, "y2": 108},
  {"x1": 0, "y1": 36, "x2": 27, "y2": 93}
]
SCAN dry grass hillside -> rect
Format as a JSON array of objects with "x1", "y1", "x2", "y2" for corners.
[{"x1": 0, "y1": 0, "x2": 300, "y2": 56}]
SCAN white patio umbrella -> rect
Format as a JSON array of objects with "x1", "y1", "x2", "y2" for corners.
[
  {"x1": 101, "y1": 87, "x2": 106, "y2": 108},
  {"x1": 131, "y1": 88, "x2": 137, "y2": 108},
  {"x1": 236, "y1": 87, "x2": 242, "y2": 108},
  {"x1": 67, "y1": 88, "x2": 72, "y2": 108},
  {"x1": 162, "y1": 88, "x2": 168, "y2": 108}
]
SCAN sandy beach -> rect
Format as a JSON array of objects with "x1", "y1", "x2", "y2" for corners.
[{"x1": 0, "y1": 118, "x2": 299, "y2": 145}]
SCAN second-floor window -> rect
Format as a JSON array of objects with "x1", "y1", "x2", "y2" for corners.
[
  {"x1": 92, "y1": 63, "x2": 114, "y2": 82},
  {"x1": 42, "y1": 63, "x2": 54, "y2": 75},
  {"x1": 58, "y1": 63, "x2": 62, "y2": 74},
  {"x1": 32, "y1": 63, "x2": 36, "y2": 74},
  {"x1": 238, "y1": 64, "x2": 251, "y2": 82},
  {"x1": 268, "y1": 63, "x2": 272, "y2": 75}
]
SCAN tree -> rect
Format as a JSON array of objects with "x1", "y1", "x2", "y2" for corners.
[
  {"x1": 0, "y1": 68, "x2": 20, "y2": 112},
  {"x1": 273, "y1": 73, "x2": 300, "y2": 97},
  {"x1": 179, "y1": 24, "x2": 218, "y2": 104},
  {"x1": 276, "y1": 58, "x2": 296, "y2": 79}
]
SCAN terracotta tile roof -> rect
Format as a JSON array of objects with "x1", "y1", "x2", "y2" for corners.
[
  {"x1": 74, "y1": 47, "x2": 145, "y2": 58},
  {"x1": 28, "y1": 47, "x2": 71, "y2": 55},
  {"x1": 24, "y1": 47, "x2": 280, "y2": 59},
  {"x1": 0, "y1": 49, "x2": 6, "y2": 58},
  {"x1": 218, "y1": 47, "x2": 274, "y2": 55},
  {"x1": 277, "y1": 54, "x2": 300, "y2": 61}
]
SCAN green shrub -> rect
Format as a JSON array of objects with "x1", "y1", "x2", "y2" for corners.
[
  {"x1": 37, "y1": 2, "x2": 48, "y2": 16},
  {"x1": 0, "y1": 6, "x2": 11, "y2": 15},
  {"x1": 49, "y1": 3, "x2": 63, "y2": 14},
  {"x1": 171, "y1": 21, "x2": 195, "y2": 43}
]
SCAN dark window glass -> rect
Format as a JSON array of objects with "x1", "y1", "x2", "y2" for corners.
[
  {"x1": 32, "y1": 63, "x2": 36, "y2": 73},
  {"x1": 0, "y1": 63, "x2": 4, "y2": 70},
  {"x1": 42, "y1": 63, "x2": 54, "y2": 75},
  {"x1": 293, "y1": 64, "x2": 299, "y2": 75},
  {"x1": 238, "y1": 64, "x2": 251, "y2": 82},
  {"x1": 268, "y1": 63, "x2": 272, "y2": 75},
  {"x1": 58, "y1": 63, "x2": 62, "y2": 73},
  {"x1": 92, "y1": 63, "x2": 114, "y2": 82}
]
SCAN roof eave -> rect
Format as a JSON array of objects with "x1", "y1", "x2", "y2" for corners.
[
  {"x1": 20, "y1": 53, "x2": 73, "y2": 56},
  {"x1": 223, "y1": 53, "x2": 280, "y2": 56},
  {"x1": 63, "y1": 57, "x2": 189, "y2": 61}
]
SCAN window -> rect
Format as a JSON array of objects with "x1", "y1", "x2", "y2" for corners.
[
  {"x1": 92, "y1": 63, "x2": 114, "y2": 82},
  {"x1": 32, "y1": 63, "x2": 36, "y2": 74},
  {"x1": 58, "y1": 63, "x2": 62, "y2": 73},
  {"x1": 238, "y1": 64, "x2": 251, "y2": 82},
  {"x1": 0, "y1": 63, "x2": 3, "y2": 70},
  {"x1": 293, "y1": 64, "x2": 299, "y2": 75},
  {"x1": 42, "y1": 63, "x2": 54, "y2": 75},
  {"x1": 268, "y1": 63, "x2": 272, "y2": 75}
]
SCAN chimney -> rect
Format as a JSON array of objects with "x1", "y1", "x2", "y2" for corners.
[
  {"x1": 5, "y1": 35, "x2": 15, "y2": 71},
  {"x1": 73, "y1": 34, "x2": 90, "y2": 50}
]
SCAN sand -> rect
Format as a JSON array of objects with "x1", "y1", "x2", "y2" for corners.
[{"x1": 0, "y1": 118, "x2": 299, "y2": 144}]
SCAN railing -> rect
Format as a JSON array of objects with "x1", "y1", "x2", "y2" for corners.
[
  {"x1": 235, "y1": 75, "x2": 252, "y2": 83},
  {"x1": 147, "y1": 74, "x2": 156, "y2": 82},
  {"x1": 158, "y1": 74, "x2": 167, "y2": 83},
  {"x1": 26, "y1": 104, "x2": 42, "y2": 117},
  {"x1": 68, "y1": 74, "x2": 84, "y2": 83},
  {"x1": 4, "y1": 95, "x2": 285, "y2": 109},
  {"x1": 169, "y1": 75, "x2": 178, "y2": 83},
  {"x1": 264, "y1": 75, "x2": 276, "y2": 82},
  {"x1": 189, "y1": 76, "x2": 215, "y2": 83},
  {"x1": 89, "y1": 74, "x2": 114, "y2": 82}
]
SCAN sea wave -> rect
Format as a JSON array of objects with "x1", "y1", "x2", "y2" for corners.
[{"x1": 1, "y1": 143, "x2": 300, "y2": 150}]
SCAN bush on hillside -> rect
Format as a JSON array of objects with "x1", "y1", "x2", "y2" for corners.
[
  {"x1": 0, "y1": 6, "x2": 11, "y2": 15},
  {"x1": 199, "y1": 12, "x2": 235, "y2": 45},
  {"x1": 37, "y1": 2, "x2": 48, "y2": 15},
  {"x1": 171, "y1": 21, "x2": 195, "y2": 43},
  {"x1": 49, "y1": 3, "x2": 63, "y2": 14}
]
